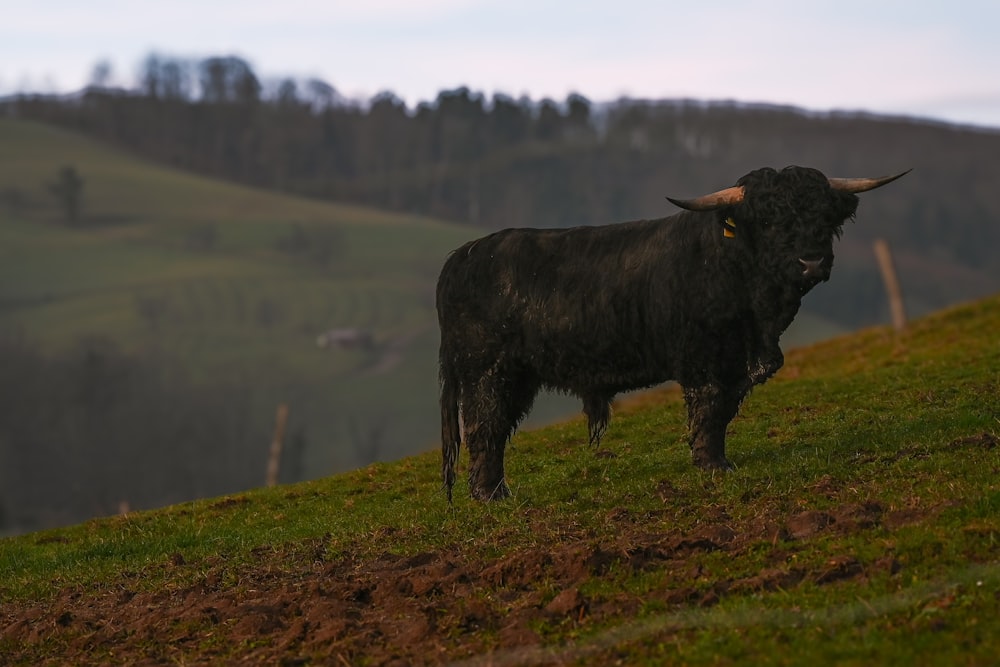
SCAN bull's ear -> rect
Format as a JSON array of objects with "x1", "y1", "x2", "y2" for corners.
[{"x1": 666, "y1": 185, "x2": 745, "y2": 212}]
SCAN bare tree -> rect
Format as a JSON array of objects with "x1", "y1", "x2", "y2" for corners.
[
  {"x1": 198, "y1": 56, "x2": 260, "y2": 104},
  {"x1": 140, "y1": 54, "x2": 163, "y2": 98},
  {"x1": 47, "y1": 166, "x2": 84, "y2": 224},
  {"x1": 160, "y1": 59, "x2": 193, "y2": 100},
  {"x1": 89, "y1": 59, "x2": 114, "y2": 89},
  {"x1": 303, "y1": 78, "x2": 339, "y2": 111}
]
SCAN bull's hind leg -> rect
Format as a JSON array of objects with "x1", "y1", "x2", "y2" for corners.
[
  {"x1": 463, "y1": 371, "x2": 538, "y2": 501},
  {"x1": 683, "y1": 383, "x2": 745, "y2": 470},
  {"x1": 582, "y1": 393, "x2": 613, "y2": 446}
]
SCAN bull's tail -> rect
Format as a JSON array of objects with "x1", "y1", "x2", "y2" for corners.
[{"x1": 440, "y1": 363, "x2": 462, "y2": 502}]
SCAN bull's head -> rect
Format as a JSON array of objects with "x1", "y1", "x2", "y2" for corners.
[{"x1": 667, "y1": 166, "x2": 909, "y2": 293}]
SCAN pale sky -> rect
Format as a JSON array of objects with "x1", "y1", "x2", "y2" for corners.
[{"x1": 2, "y1": 0, "x2": 999, "y2": 128}]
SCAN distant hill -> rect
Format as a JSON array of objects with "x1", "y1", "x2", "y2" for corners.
[
  {"x1": 7, "y1": 87, "x2": 999, "y2": 333},
  {"x1": 0, "y1": 118, "x2": 487, "y2": 533}
]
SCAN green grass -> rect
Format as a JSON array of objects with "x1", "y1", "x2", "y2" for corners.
[{"x1": 1, "y1": 294, "x2": 998, "y2": 664}]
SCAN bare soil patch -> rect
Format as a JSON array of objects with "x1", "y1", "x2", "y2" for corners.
[{"x1": 0, "y1": 492, "x2": 933, "y2": 666}]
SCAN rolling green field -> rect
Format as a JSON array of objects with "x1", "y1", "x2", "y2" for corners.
[
  {"x1": 0, "y1": 117, "x2": 492, "y2": 480},
  {"x1": 0, "y1": 292, "x2": 997, "y2": 664}
]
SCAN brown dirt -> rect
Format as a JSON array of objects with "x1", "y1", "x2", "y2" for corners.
[{"x1": 0, "y1": 497, "x2": 939, "y2": 666}]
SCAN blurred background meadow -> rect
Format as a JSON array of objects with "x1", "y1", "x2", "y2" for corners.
[{"x1": 1, "y1": 1, "x2": 998, "y2": 534}]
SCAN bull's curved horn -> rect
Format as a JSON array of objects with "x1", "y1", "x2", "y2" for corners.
[
  {"x1": 828, "y1": 169, "x2": 911, "y2": 193},
  {"x1": 666, "y1": 185, "x2": 745, "y2": 212}
]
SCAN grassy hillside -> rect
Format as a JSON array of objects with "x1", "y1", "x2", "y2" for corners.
[
  {"x1": 0, "y1": 117, "x2": 489, "y2": 484},
  {"x1": 1, "y1": 294, "x2": 997, "y2": 665}
]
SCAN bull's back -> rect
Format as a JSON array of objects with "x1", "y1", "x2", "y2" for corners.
[{"x1": 437, "y1": 221, "x2": 682, "y2": 358}]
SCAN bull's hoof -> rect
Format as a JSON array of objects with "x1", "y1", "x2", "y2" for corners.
[
  {"x1": 470, "y1": 479, "x2": 512, "y2": 502},
  {"x1": 692, "y1": 454, "x2": 734, "y2": 471}
]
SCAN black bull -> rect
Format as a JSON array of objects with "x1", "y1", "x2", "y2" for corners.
[{"x1": 436, "y1": 165, "x2": 908, "y2": 501}]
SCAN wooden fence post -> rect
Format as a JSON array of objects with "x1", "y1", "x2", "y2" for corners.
[
  {"x1": 873, "y1": 238, "x2": 907, "y2": 332},
  {"x1": 266, "y1": 403, "x2": 289, "y2": 487}
]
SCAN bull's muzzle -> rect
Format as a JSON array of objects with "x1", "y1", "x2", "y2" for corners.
[{"x1": 799, "y1": 257, "x2": 828, "y2": 281}]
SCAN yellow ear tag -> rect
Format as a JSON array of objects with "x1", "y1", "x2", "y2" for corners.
[{"x1": 723, "y1": 217, "x2": 736, "y2": 238}]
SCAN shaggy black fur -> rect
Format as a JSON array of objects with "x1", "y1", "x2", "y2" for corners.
[{"x1": 437, "y1": 166, "x2": 873, "y2": 501}]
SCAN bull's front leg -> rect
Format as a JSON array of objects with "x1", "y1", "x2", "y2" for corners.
[
  {"x1": 749, "y1": 341, "x2": 783, "y2": 386},
  {"x1": 748, "y1": 289, "x2": 801, "y2": 385},
  {"x1": 682, "y1": 382, "x2": 746, "y2": 470}
]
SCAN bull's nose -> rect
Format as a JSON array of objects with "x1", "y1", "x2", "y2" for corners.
[{"x1": 799, "y1": 258, "x2": 827, "y2": 280}]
